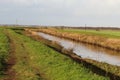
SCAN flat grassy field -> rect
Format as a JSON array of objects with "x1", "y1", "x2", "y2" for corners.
[
  {"x1": 58, "y1": 29, "x2": 120, "y2": 38},
  {"x1": 0, "y1": 27, "x2": 110, "y2": 80}
]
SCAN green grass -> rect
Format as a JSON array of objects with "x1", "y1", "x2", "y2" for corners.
[
  {"x1": 0, "y1": 28, "x2": 9, "y2": 76},
  {"x1": 58, "y1": 29, "x2": 120, "y2": 38},
  {"x1": 5, "y1": 28, "x2": 110, "y2": 80}
]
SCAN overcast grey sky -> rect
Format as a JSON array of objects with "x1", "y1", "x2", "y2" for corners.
[{"x1": 0, "y1": 0, "x2": 120, "y2": 27}]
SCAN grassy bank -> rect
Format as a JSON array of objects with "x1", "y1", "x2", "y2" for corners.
[
  {"x1": 3, "y1": 28, "x2": 110, "y2": 80},
  {"x1": 0, "y1": 28, "x2": 9, "y2": 77},
  {"x1": 25, "y1": 29, "x2": 120, "y2": 80},
  {"x1": 32, "y1": 28, "x2": 120, "y2": 51}
]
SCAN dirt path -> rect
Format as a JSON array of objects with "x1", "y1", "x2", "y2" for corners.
[{"x1": 3, "y1": 33, "x2": 16, "y2": 80}]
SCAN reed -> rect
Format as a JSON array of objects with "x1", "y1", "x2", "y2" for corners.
[
  {"x1": 25, "y1": 29, "x2": 120, "y2": 80},
  {"x1": 31, "y1": 28, "x2": 120, "y2": 51}
]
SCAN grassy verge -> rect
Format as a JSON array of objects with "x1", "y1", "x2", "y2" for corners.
[
  {"x1": 0, "y1": 28, "x2": 9, "y2": 77},
  {"x1": 5, "y1": 28, "x2": 110, "y2": 80}
]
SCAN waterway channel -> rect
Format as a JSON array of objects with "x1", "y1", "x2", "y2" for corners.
[{"x1": 38, "y1": 32, "x2": 120, "y2": 66}]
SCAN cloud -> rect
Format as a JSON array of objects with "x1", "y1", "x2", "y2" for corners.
[
  {"x1": 0, "y1": 0, "x2": 120, "y2": 26},
  {"x1": 70, "y1": 0, "x2": 120, "y2": 16}
]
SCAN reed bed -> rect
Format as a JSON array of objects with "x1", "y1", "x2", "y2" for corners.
[
  {"x1": 30, "y1": 28, "x2": 120, "y2": 51},
  {"x1": 25, "y1": 29, "x2": 120, "y2": 80}
]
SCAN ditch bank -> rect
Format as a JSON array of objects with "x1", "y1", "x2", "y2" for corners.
[
  {"x1": 30, "y1": 28, "x2": 120, "y2": 51},
  {"x1": 25, "y1": 29, "x2": 120, "y2": 80}
]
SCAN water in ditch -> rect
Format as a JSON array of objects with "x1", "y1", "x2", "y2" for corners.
[{"x1": 38, "y1": 32, "x2": 120, "y2": 66}]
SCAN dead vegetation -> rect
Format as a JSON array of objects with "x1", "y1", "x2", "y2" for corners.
[
  {"x1": 25, "y1": 29, "x2": 120, "y2": 80},
  {"x1": 28, "y1": 28, "x2": 120, "y2": 51}
]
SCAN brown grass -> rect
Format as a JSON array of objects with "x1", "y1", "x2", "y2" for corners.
[
  {"x1": 24, "y1": 29, "x2": 120, "y2": 80},
  {"x1": 28, "y1": 28, "x2": 120, "y2": 51}
]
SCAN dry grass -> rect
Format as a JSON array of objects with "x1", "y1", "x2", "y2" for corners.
[
  {"x1": 30, "y1": 28, "x2": 120, "y2": 51},
  {"x1": 25, "y1": 29, "x2": 120, "y2": 80}
]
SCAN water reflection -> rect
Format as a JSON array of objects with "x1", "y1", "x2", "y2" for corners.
[{"x1": 38, "y1": 32, "x2": 120, "y2": 66}]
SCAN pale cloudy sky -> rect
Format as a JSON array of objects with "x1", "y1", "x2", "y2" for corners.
[{"x1": 0, "y1": 0, "x2": 120, "y2": 27}]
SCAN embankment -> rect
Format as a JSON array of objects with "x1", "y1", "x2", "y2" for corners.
[
  {"x1": 0, "y1": 28, "x2": 9, "y2": 77},
  {"x1": 9, "y1": 28, "x2": 110, "y2": 80},
  {"x1": 25, "y1": 29, "x2": 120, "y2": 80},
  {"x1": 27, "y1": 28, "x2": 120, "y2": 51}
]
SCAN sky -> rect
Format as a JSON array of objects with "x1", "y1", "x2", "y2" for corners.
[{"x1": 0, "y1": 0, "x2": 120, "y2": 27}]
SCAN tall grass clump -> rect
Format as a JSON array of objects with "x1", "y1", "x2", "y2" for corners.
[{"x1": 34, "y1": 28, "x2": 120, "y2": 51}]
